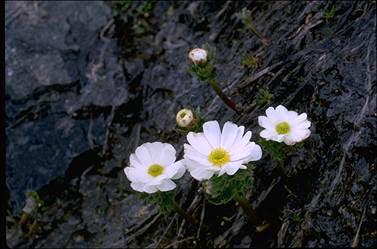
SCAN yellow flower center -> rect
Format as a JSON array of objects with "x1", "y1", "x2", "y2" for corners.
[
  {"x1": 208, "y1": 148, "x2": 230, "y2": 167},
  {"x1": 148, "y1": 164, "x2": 164, "y2": 177},
  {"x1": 276, "y1": 121, "x2": 291, "y2": 134}
]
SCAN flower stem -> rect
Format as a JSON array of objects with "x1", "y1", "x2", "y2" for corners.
[
  {"x1": 207, "y1": 79, "x2": 243, "y2": 114},
  {"x1": 172, "y1": 200, "x2": 198, "y2": 225},
  {"x1": 233, "y1": 195, "x2": 260, "y2": 225},
  {"x1": 276, "y1": 159, "x2": 285, "y2": 177}
]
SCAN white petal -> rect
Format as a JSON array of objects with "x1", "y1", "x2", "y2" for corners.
[
  {"x1": 129, "y1": 153, "x2": 145, "y2": 168},
  {"x1": 284, "y1": 129, "x2": 311, "y2": 145},
  {"x1": 231, "y1": 143, "x2": 253, "y2": 161},
  {"x1": 158, "y1": 144, "x2": 177, "y2": 166},
  {"x1": 229, "y1": 130, "x2": 252, "y2": 155},
  {"x1": 294, "y1": 113, "x2": 308, "y2": 124},
  {"x1": 258, "y1": 116, "x2": 274, "y2": 129},
  {"x1": 135, "y1": 145, "x2": 153, "y2": 165},
  {"x1": 157, "y1": 179, "x2": 176, "y2": 191},
  {"x1": 287, "y1": 111, "x2": 298, "y2": 122},
  {"x1": 190, "y1": 168, "x2": 215, "y2": 181},
  {"x1": 265, "y1": 107, "x2": 276, "y2": 121},
  {"x1": 248, "y1": 142, "x2": 262, "y2": 161},
  {"x1": 221, "y1": 121, "x2": 239, "y2": 149},
  {"x1": 143, "y1": 184, "x2": 159, "y2": 193},
  {"x1": 124, "y1": 167, "x2": 144, "y2": 182},
  {"x1": 183, "y1": 158, "x2": 201, "y2": 172},
  {"x1": 272, "y1": 134, "x2": 285, "y2": 143},
  {"x1": 187, "y1": 132, "x2": 212, "y2": 155},
  {"x1": 165, "y1": 160, "x2": 186, "y2": 179},
  {"x1": 232, "y1": 126, "x2": 245, "y2": 146},
  {"x1": 223, "y1": 162, "x2": 242, "y2": 175},
  {"x1": 184, "y1": 149, "x2": 211, "y2": 166},
  {"x1": 276, "y1": 105, "x2": 288, "y2": 114},
  {"x1": 130, "y1": 182, "x2": 145, "y2": 192},
  {"x1": 203, "y1": 120, "x2": 221, "y2": 148},
  {"x1": 260, "y1": 129, "x2": 275, "y2": 139},
  {"x1": 143, "y1": 142, "x2": 164, "y2": 162},
  {"x1": 296, "y1": 120, "x2": 311, "y2": 129}
]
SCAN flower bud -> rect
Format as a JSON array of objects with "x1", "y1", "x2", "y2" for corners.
[
  {"x1": 188, "y1": 48, "x2": 208, "y2": 65},
  {"x1": 176, "y1": 109, "x2": 195, "y2": 128}
]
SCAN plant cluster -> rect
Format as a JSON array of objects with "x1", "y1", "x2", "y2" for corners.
[{"x1": 121, "y1": 46, "x2": 312, "y2": 228}]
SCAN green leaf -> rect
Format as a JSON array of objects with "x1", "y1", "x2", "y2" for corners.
[
  {"x1": 139, "y1": 191, "x2": 177, "y2": 213},
  {"x1": 258, "y1": 139, "x2": 285, "y2": 161},
  {"x1": 206, "y1": 165, "x2": 254, "y2": 205}
]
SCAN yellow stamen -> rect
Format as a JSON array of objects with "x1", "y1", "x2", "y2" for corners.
[
  {"x1": 208, "y1": 148, "x2": 230, "y2": 167},
  {"x1": 148, "y1": 164, "x2": 164, "y2": 177},
  {"x1": 276, "y1": 121, "x2": 290, "y2": 134}
]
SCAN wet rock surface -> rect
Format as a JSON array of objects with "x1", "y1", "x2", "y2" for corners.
[{"x1": 6, "y1": 1, "x2": 376, "y2": 248}]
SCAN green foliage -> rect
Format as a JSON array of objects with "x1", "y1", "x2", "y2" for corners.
[
  {"x1": 324, "y1": 5, "x2": 336, "y2": 22},
  {"x1": 111, "y1": 1, "x2": 154, "y2": 35},
  {"x1": 190, "y1": 62, "x2": 216, "y2": 82},
  {"x1": 256, "y1": 88, "x2": 273, "y2": 107},
  {"x1": 237, "y1": 8, "x2": 270, "y2": 45},
  {"x1": 238, "y1": 8, "x2": 254, "y2": 30},
  {"x1": 258, "y1": 139, "x2": 285, "y2": 162},
  {"x1": 292, "y1": 212, "x2": 302, "y2": 223},
  {"x1": 206, "y1": 164, "x2": 254, "y2": 205},
  {"x1": 242, "y1": 54, "x2": 261, "y2": 68},
  {"x1": 138, "y1": 2, "x2": 152, "y2": 15},
  {"x1": 111, "y1": 0, "x2": 132, "y2": 17},
  {"x1": 139, "y1": 191, "x2": 177, "y2": 213}
]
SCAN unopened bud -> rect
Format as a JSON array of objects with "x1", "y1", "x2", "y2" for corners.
[
  {"x1": 176, "y1": 109, "x2": 195, "y2": 128},
  {"x1": 189, "y1": 48, "x2": 208, "y2": 65}
]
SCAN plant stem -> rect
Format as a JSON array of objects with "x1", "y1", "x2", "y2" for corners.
[
  {"x1": 233, "y1": 195, "x2": 260, "y2": 225},
  {"x1": 172, "y1": 200, "x2": 198, "y2": 225},
  {"x1": 207, "y1": 79, "x2": 243, "y2": 114},
  {"x1": 246, "y1": 23, "x2": 271, "y2": 46},
  {"x1": 276, "y1": 159, "x2": 285, "y2": 177}
]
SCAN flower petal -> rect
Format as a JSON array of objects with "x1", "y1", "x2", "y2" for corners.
[
  {"x1": 143, "y1": 184, "x2": 159, "y2": 194},
  {"x1": 187, "y1": 132, "x2": 212, "y2": 155},
  {"x1": 130, "y1": 182, "x2": 145, "y2": 192},
  {"x1": 143, "y1": 142, "x2": 164, "y2": 162},
  {"x1": 165, "y1": 160, "x2": 186, "y2": 179},
  {"x1": 157, "y1": 179, "x2": 176, "y2": 192},
  {"x1": 129, "y1": 153, "x2": 145, "y2": 168},
  {"x1": 223, "y1": 162, "x2": 243, "y2": 175},
  {"x1": 221, "y1": 121, "x2": 239, "y2": 150},
  {"x1": 284, "y1": 129, "x2": 311, "y2": 145},
  {"x1": 265, "y1": 107, "x2": 277, "y2": 121},
  {"x1": 294, "y1": 113, "x2": 308, "y2": 124},
  {"x1": 135, "y1": 145, "x2": 153, "y2": 165},
  {"x1": 260, "y1": 129, "x2": 275, "y2": 139},
  {"x1": 124, "y1": 167, "x2": 147, "y2": 182},
  {"x1": 258, "y1": 116, "x2": 274, "y2": 129},
  {"x1": 248, "y1": 142, "x2": 262, "y2": 161},
  {"x1": 190, "y1": 168, "x2": 215, "y2": 181},
  {"x1": 203, "y1": 120, "x2": 221, "y2": 148},
  {"x1": 229, "y1": 130, "x2": 252, "y2": 155},
  {"x1": 296, "y1": 120, "x2": 311, "y2": 129},
  {"x1": 184, "y1": 145, "x2": 212, "y2": 166},
  {"x1": 158, "y1": 144, "x2": 177, "y2": 166}
]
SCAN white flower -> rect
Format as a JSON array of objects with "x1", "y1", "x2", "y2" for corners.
[
  {"x1": 124, "y1": 142, "x2": 186, "y2": 193},
  {"x1": 176, "y1": 108, "x2": 195, "y2": 128},
  {"x1": 258, "y1": 105, "x2": 311, "y2": 145},
  {"x1": 183, "y1": 120, "x2": 262, "y2": 181},
  {"x1": 189, "y1": 48, "x2": 208, "y2": 65}
]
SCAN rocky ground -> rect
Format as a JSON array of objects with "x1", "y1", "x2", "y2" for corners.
[{"x1": 5, "y1": 1, "x2": 377, "y2": 248}]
